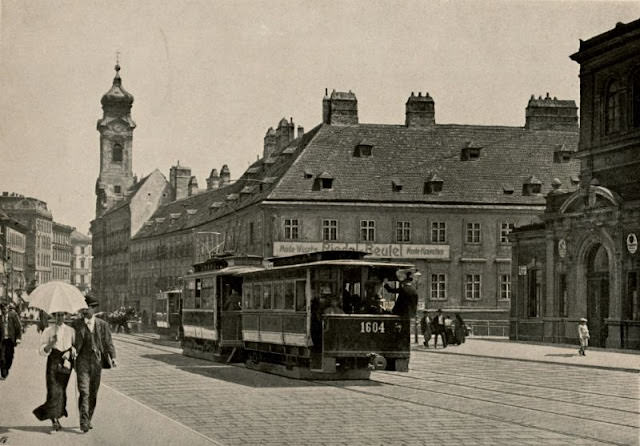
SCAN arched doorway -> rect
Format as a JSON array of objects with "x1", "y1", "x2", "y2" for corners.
[{"x1": 586, "y1": 244, "x2": 610, "y2": 347}]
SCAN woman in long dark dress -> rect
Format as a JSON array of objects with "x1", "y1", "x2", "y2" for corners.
[
  {"x1": 454, "y1": 313, "x2": 467, "y2": 345},
  {"x1": 33, "y1": 312, "x2": 75, "y2": 431}
]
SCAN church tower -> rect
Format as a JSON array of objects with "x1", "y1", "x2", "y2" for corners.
[{"x1": 95, "y1": 63, "x2": 136, "y2": 216}]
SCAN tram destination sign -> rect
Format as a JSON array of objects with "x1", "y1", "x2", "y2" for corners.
[{"x1": 273, "y1": 241, "x2": 450, "y2": 260}]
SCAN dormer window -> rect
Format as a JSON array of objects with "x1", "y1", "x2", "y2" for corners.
[
  {"x1": 461, "y1": 142, "x2": 482, "y2": 161},
  {"x1": 392, "y1": 179, "x2": 403, "y2": 192},
  {"x1": 523, "y1": 176, "x2": 542, "y2": 195},
  {"x1": 570, "y1": 175, "x2": 580, "y2": 185},
  {"x1": 303, "y1": 169, "x2": 313, "y2": 179},
  {"x1": 502, "y1": 184, "x2": 514, "y2": 195},
  {"x1": 354, "y1": 140, "x2": 374, "y2": 157},
  {"x1": 424, "y1": 174, "x2": 443, "y2": 194},
  {"x1": 554, "y1": 144, "x2": 572, "y2": 163},
  {"x1": 315, "y1": 172, "x2": 334, "y2": 190}
]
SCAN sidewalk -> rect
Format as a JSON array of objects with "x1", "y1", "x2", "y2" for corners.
[
  {"x1": 412, "y1": 335, "x2": 640, "y2": 372},
  {"x1": 0, "y1": 326, "x2": 218, "y2": 446}
]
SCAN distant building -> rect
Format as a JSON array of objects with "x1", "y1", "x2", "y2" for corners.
[
  {"x1": 511, "y1": 19, "x2": 640, "y2": 349},
  {"x1": 52, "y1": 222, "x2": 74, "y2": 283},
  {"x1": 70, "y1": 230, "x2": 92, "y2": 294},
  {"x1": 0, "y1": 192, "x2": 53, "y2": 289},
  {"x1": 0, "y1": 211, "x2": 28, "y2": 304},
  {"x1": 130, "y1": 89, "x2": 580, "y2": 333},
  {"x1": 90, "y1": 64, "x2": 174, "y2": 311}
]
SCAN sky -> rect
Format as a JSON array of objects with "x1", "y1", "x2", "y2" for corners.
[{"x1": 1, "y1": 0, "x2": 639, "y2": 233}]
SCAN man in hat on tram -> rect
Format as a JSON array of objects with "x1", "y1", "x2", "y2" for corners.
[
  {"x1": 73, "y1": 294, "x2": 117, "y2": 432},
  {"x1": 383, "y1": 270, "x2": 419, "y2": 319}
]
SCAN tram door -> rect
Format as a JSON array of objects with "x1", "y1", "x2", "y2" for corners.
[{"x1": 586, "y1": 244, "x2": 610, "y2": 347}]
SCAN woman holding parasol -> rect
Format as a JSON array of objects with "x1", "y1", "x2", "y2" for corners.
[{"x1": 28, "y1": 281, "x2": 87, "y2": 432}]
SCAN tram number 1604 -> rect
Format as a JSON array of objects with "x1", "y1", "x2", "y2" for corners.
[{"x1": 360, "y1": 321, "x2": 385, "y2": 334}]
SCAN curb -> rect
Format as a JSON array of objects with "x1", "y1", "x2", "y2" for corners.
[{"x1": 413, "y1": 347, "x2": 640, "y2": 374}]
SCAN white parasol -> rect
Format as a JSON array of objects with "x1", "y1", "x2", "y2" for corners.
[{"x1": 28, "y1": 281, "x2": 88, "y2": 314}]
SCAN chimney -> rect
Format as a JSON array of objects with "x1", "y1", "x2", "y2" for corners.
[
  {"x1": 169, "y1": 161, "x2": 191, "y2": 201},
  {"x1": 525, "y1": 93, "x2": 578, "y2": 131},
  {"x1": 405, "y1": 92, "x2": 435, "y2": 127},
  {"x1": 276, "y1": 117, "x2": 294, "y2": 150},
  {"x1": 188, "y1": 176, "x2": 199, "y2": 196},
  {"x1": 206, "y1": 168, "x2": 220, "y2": 190},
  {"x1": 297, "y1": 125, "x2": 304, "y2": 139},
  {"x1": 323, "y1": 89, "x2": 358, "y2": 125},
  {"x1": 263, "y1": 127, "x2": 276, "y2": 159},
  {"x1": 322, "y1": 88, "x2": 330, "y2": 124},
  {"x1": 219, "y1": 164, "x2": 231, "y2": 186}
]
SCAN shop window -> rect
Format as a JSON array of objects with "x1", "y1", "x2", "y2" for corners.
[{"x1": 295, "y1": 280, "x2": 306, "y2": 311}]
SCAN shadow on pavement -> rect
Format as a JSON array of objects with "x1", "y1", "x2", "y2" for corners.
[
  {"x1": 0, "y1": 425, "x2": 53, "y2": 435},
  {"x1": 141, "y1": 353, "x2": 319, "y2": 388},
  {"x1": 545, "y1": 353, "x2": 578, "y2": 358}
]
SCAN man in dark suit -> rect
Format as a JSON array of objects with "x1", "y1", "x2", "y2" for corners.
[
  {"x1": 383, "y1": 271, "x2": 419, "y2": 319},
  {"x1": 73, "y1": 295, "x2": 117, "y2": 432},
  {"x1": 432, "y1": 309, "x2": 447, "y2": 348},
  {"x1": 0, "y1": 302, "x2": 22, "y2": 379}
]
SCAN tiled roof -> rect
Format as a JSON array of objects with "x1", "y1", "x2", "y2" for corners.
[
  {"x1": 132, "y1": 121, "x2": 579, "y2": 239},
  {"x1": 268, "y1": 123, "x2": 579, "y2": 204}
]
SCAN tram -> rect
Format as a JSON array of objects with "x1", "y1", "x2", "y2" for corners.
[
  {"x1": 155, "y1": 289, "x2": 183, "y2": 340},
  {"x1": 240, "y1": 250, "x2": 414, "y2": 379},
  {"x1": 181, "y1": 254, "x2": 264, "y2": 361}
]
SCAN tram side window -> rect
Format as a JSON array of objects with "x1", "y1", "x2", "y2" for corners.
[
  {"x1": 243, "y1": 284, "x2": 253, "y2": 309},
  {"x1": 263, "y1": 283, "x2": 273, "y2": 309},
  {"x1": 273, "y1": 282, "x2": 285, "y2": 309},
  {"x1": 295, "y1": 280, "x2": 306, "y2": 311},
  {"x1": 252, "y1": 284, "x2": 261, "y2": 309},
  {"x1": 195, "y1": 278, "x2": 202, "y2": 309},
  {"x1": 284, "y1": 282, "x2": 295, "y2": 309}
]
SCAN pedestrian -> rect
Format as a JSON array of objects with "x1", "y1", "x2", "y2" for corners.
[
  {"x1": 0, "y1": 302, "x2": 22, "y2": 379},
  {"x1": 383, "y1": 270, "x2": 419, "y2": 319},
  {"x1": 432, "y1": 309, "x2": 447, "y2": 349},
  {"x1": 33, "y1": 312, "x2": 76, "y2": 432},
  {"x1": 444, "y1": 314, "x2": 455, "y2": 345},
  {"x1": 73, "y1": 295, "x2": 117, "y2": 433},
  {"x1": 578, "y1": 318, "x2": 590, "y2": 356},
  {"x1": 420, "y1": 311, "x2": 432, "y2": 347},
  {"x1": 454, "y1": 313, "x2": 467, "y2": 345}
]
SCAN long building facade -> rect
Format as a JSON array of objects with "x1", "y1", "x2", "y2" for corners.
[
  {"x1": 0, "y1": 211, "x2": 28, "y2": 304},
  {"x1": 71, "y1": 230, "x2": 92, "y2": 295},
  {"x1": 52, "y1": 222, "x2": 74, "y2": 283},
  {"x1": 511, "y1": 19, "x2": 640, "y2": 349},
  {"x1": 129, "y1": 90, "x2": 580, "y2": 334}
]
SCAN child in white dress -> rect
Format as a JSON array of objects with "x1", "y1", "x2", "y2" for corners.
[{"x1": 578, "y1": 318, "x2": 590, "y2": 356}]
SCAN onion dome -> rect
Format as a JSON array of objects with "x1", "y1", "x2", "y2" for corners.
[{"x1": 101, "y1": 64, "x2": 134, "y2": 110}]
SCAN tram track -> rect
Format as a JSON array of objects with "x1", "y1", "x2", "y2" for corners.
[
  {"x1": 410, "y1": 349, "x2": 639, "y2": 401},
  {"x1": 115, "y1": 335, "x2": 637, "y2": 445},
  {"x1": 376, "y1": 367, "x2": 639, "y2": 415}
]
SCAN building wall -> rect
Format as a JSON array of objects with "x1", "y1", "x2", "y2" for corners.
[
  {"x1": 52, "y1": 223, "x2": 74, "y2": 283},
  {"x1": 71, "y1": 234, "x2": 92, "y2": 294}
]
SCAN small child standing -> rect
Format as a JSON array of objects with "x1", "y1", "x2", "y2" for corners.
[{"x1": 578, "y1": 318, "x2": 590, "y2": 356}]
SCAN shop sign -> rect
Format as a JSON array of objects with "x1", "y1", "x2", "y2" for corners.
[
  {"x1": 558, "y1": 239, "x2": 567, "y2": 258},
  {"x1": 272, "y1": 241, "x2": 450, "y2": 259},
  {"x1": 627, "y1": 233, "x2": 638, "y2": 254}
]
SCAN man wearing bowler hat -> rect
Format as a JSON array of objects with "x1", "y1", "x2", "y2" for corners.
[{"x1": 73, "y1": 294, "x2": 117, "y2": 433}]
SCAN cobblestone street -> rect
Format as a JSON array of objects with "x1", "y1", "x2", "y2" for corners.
[{"x1": 101, "y1": 334, "x2": 639, "y2": 445}]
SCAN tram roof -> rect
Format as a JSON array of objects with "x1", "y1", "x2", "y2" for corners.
[
  {"x1": 245, "y1": 258, "x2": 415, "y2": 275},
  {"x1": 183, "y1": 264, "x2": 264, "y2": 279}
]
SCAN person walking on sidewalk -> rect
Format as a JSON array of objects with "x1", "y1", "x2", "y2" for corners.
[
  {"x1": 33, "y1": 312, "x2": 76, "y2": 432},
  {"x1": 432, "y1": 309, "x2": 447, "y2": 349},
  {"x1": 420, "y1": 311, "x2": 432, "y2": 347},
  {"x1": 73, "y1": 295, "x2": 117, "y2": 433},
  {"x1": 578, "y1": 318, "x2": 590, "y2": 356},
  {"x1": 0, "y1": 302, "x2": 22, "y2": 379}
]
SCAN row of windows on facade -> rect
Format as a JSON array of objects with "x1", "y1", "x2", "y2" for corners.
[
  {"x1": 36, "y1": 253, "x2": 51, "y2": 268},
  {"x1": 604, "y1": 72, "x2": 640, "y2": 135},
  {"x1": 53, "y1": 232, "x2": 71, "y2": 245},
  {"x1": 284, "y1": 219, "x2": 515, "y2": 244},
  {"x1": 35, "y1": 271, "x2": 51, "y2": 284},
  {"x1": 36, "y1": 234, "x2": 51, "y2": 250},
  {"x1": 4, "y1": 229, "x2": 25, "y2": 249},
  {"x1": 35, "y1": 219, "x2": 52, "y2": 234},
  {"x1": 71, "y1": 273, "x2": 89, "y2": 285},
  {"x1": 52, "y1": 249, "x2": 72, "y2": 263},
  {"x1": 5, "y1": 252, "x2": 24, "y2": 270},
  {"x1": 52, "y1": 266, "x2": 70, "y2": 281},
  {"x1": 74, "y1": 246, "x2": 90, "y2": 255},
  {"x1": 73, "y1": 258, "x2": 90, "y2": 270},
  {"x1": 130, "y1": 275, "x2": 180, "y2": 296}
]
